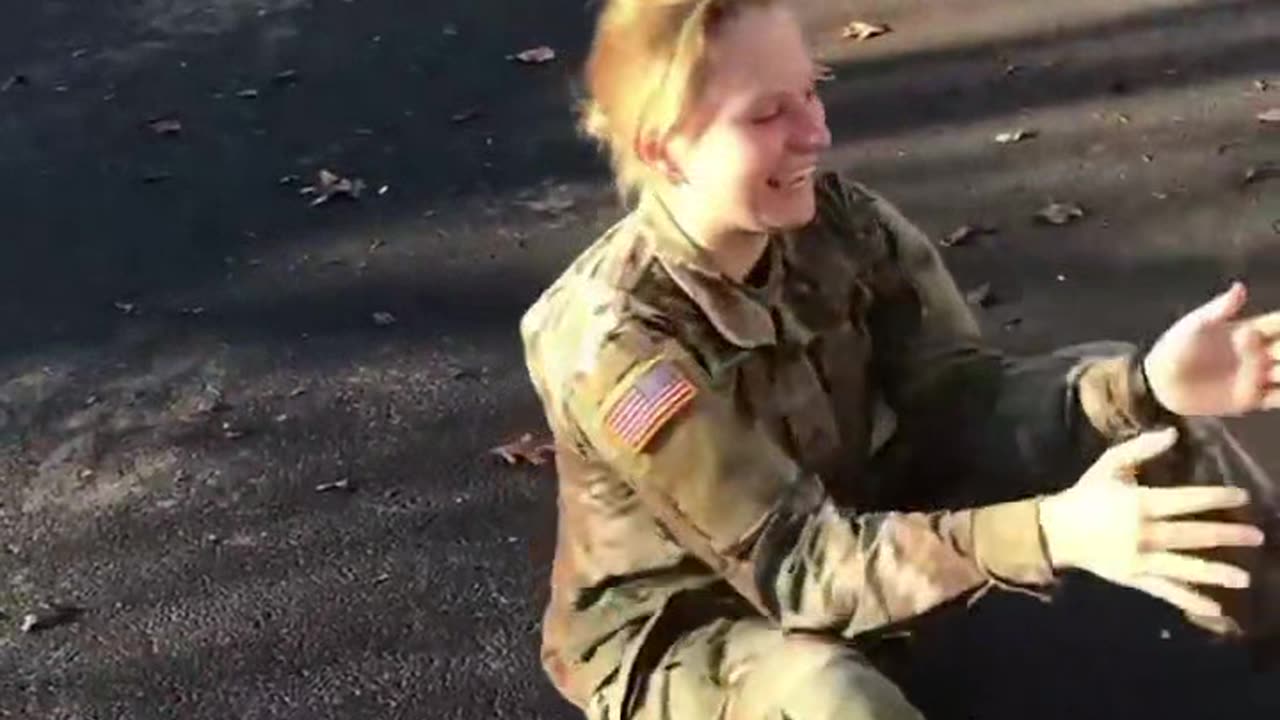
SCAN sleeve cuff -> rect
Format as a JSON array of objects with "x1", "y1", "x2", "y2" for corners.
[
  {"x1": 1132, "y1": 344, "x2": 1178, "y2": 421},
  {"x1": 1077, "y1": 351, "x2": 1181, "y2": 442},
  {"x1": 971, "y1": 498, "x2": 1055, "y2": 586}
]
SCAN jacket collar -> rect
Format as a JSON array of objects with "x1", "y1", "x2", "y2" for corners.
[{"x1": 636, "y1": 192, "x2": 783, "y2": 349}]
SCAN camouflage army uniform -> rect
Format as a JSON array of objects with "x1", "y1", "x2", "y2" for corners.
[{"x1": 520, "y1": 173, "x2": 1275, "y2": 720}]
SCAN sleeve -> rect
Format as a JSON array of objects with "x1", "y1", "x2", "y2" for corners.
[
  {"x1": 854, "y1": 182, "x2": 1181, "y2": 482},
  {"x1": 563, "y1": 325, "x2": 1055, "y2": 637}
]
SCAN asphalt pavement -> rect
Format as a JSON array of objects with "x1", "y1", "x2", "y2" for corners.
[{"x1": 1, "y1": 1, "x2": 1278, "y2": 718}]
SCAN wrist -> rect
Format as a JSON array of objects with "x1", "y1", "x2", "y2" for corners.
[
  {"x1": 1134, "y1": 343, "x2": 1178, "y2": 419},
  {"x1": 1037, "y1": 495, "x2": 1074, "y2": 571}
]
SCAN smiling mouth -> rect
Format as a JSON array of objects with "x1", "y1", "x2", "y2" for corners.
[{"x1": 766, "y1": 167, "x2": 816, "y2": 190}]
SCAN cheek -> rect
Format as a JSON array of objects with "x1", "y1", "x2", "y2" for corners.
[
  {"x1": 743, "y1": 130, "x2": 786, "y2": 176},
  {"x1": 694, "y1": 129, "x2": 780, "y2": 185},
  {"x1": 721, "y1": 134, "x2": 784, "y2": 201}
]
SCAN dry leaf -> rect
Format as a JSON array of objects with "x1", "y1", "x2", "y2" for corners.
[
  {"x1": 1035, "y1": 202, "x2": 1086, "y2": 225},
  {"x1": 236, "y1": 88, "x2": 260, "y2": 99},
  {"x1": 19, "y1": 606, "x2": 83, "y2": 634},
  {"x1": 511, "y1": 46, "x2": 556, "y2": 64},
  {"x1": 113, "y1": 300, "x2": 139, "y2": 315},
  {"x1": 965, "y1": 283, "x2": 996, "y2": 308},
  {"x1": 451, "y1": 108, "x2": 481, "y2": 124},
  {"x1": 272, "y1": 69, "x2": 299, "y2": 85},
  {"x1": 941, "y1": 224, "x2": 997, "y2": 247},
  {"x1": 490, "y1": 433, "x2": 556, "y2": 466},
  {"x1": 1243, "y1": 163, "x2": 1280, "y2": 186},
  {"x1": 520, "y1": 185, "x2": 575, "y2": 214},
  {"x1": 146, "y1": 117, "x2": 182, "y2": 135},
  {"x1": 1258, "y1": 108, "x2": 1280, "y2": 124},
  {"x1": 1257, "y1": 80, "x2": 1271, "y2": 92},
  {"x1": 450, "y1": 366, "x2": 481, "y2": 381},
  {"x1": 1, "y1": 74, "x2": 29, "y2": 92},
  {"x1": 371, "y1": 311, "x2": 397, "y2": 327},
  {"x1": 300, "y1": 169, "x2": 366, "y2": 206},
  {"x1": 994, "y1": 128, "x2": 1037, "y2": 144},
  {"x1": 841, "y1": 21, "x2": 890, "y2": 41},
  {"x1": 315, "y1": 478, "x2": 353, "y2": 493}
]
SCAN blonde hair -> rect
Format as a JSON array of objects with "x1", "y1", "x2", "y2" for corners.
[{"x1": 579, "y1": 0, "x2": 780, "y2": 203}]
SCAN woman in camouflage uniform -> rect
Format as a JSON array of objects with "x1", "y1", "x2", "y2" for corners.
[{"x1": 521, "y1": 1, "x2": 1278, "y2": 718}]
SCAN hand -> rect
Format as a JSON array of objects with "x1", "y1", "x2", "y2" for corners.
[
  {"x1": 1143, "y1": 282, "x2": 1280, "y2": 416},
  {"x1": 1039, "y1": 427, "x2": 1264, "y2": 619}
]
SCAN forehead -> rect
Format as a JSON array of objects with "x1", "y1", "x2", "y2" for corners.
[{"x1": 701, "y1": 6, "x2": 813, "y2": 104}]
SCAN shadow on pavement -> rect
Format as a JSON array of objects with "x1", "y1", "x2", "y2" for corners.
[{"x1": 2, "y1": 1, "x2": 1280, "y2": 718}]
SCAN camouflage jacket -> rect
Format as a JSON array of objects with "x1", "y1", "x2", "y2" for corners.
[{"x1": 520, "y1": 173, "x2": 1174, "y2": 712}]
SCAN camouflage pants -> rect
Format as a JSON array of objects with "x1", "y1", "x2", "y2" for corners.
[{"x1": 589, "y1": 616, "x2": 923, "y2": 720}]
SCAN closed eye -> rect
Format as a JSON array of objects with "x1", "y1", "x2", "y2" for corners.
[{"x1": 751, "y1": 107, "x2": 783, "y2": 124}]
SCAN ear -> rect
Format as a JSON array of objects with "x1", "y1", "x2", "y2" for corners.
[{"x1": 635, "y1": 131, "x2": 686, "y2": 185}]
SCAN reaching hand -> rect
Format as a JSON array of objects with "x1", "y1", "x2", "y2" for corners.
[
  {"x1": 1039, "y1": 427, "x2": 1264, "y2": 619},
  {"x1": 1144, "y1": 282, "x2": 1280, "y2": 417}
]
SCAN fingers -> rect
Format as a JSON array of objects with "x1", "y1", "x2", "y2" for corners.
[
  {"x1": 1102, "y1": 427, "x2": 1179, "y2": 471},
  {"x1": 1263, "y1": 389, "x2": 1280, "y2": 411},
  {"x1": 1192, "y1": 282, "x2": 1248, "y2": 325},
  {"x1": 1139, "y1": 551, "x2": 1251, "y2": 588},
  {"x1": 1250, "y1": 310, "x2": 1280, "y2": 339},
  {"x1": 1127, "y1": 576, "x2": 1223, "y2": 618},
  {"x1": 1141, "y1": 520, "x2": 1265, "y2": 551},
  {"x1": 1139, "y1": 485, "x2": 1250, "y2": 519}
]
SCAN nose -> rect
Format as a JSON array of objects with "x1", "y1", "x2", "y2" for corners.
[{"x1": 792, "y1": 100, "x2": 831, "y2": 153}]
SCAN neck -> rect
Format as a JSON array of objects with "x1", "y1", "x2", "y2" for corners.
[{"x1": 658, "y1": 187, "x2": 770, "y2": 282}]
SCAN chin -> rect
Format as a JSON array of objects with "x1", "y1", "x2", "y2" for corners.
[{"x1": 764, "y1": 198, "x2": 817, "y2": 230}]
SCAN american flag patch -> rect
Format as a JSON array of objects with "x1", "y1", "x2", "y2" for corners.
[{"x1": 604, "y1": 359, "x2": 698, "y2": 451}]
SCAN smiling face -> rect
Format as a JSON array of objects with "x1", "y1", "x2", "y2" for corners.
[{"x1": 663, "y1": 4, "x2": 832, "y2": 235}]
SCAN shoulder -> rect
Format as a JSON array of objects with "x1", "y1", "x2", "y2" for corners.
[
  {"x1": 520, "y1": 212, "x2": 653, "y2": 358},
  {"x1": 520, "y1": 214, "x2": 702, "y2": 428},
  {"x1": 529, "y1": 300, "x2": 707, "y2": 457}
]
